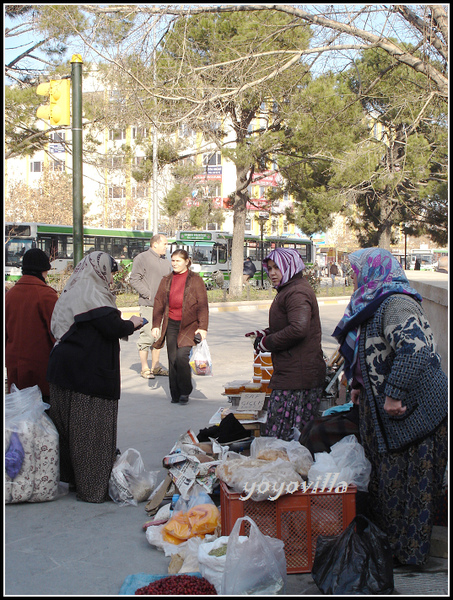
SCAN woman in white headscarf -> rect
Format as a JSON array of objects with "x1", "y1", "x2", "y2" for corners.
[
  {"x1": 245, "y1": 248, "x2": 326, "y2": 440},
  {"x1": 47, "y1": 252, "x2": 143, "y2": 503}
]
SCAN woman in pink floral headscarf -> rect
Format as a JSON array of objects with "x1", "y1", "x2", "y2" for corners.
[{"x1": 245, "y1": 248, "x2": 326, "y2": 440}]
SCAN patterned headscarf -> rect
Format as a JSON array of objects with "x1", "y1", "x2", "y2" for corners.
[
  {"x1": 333, "y1": 248, "x2": 422, "y2": 382},
  {"x1": 263, "y1": 247, "x2": 305, "y2": 288},
  {"x1": 51, "y1": 252, "x2": 118, "y2": 341}
]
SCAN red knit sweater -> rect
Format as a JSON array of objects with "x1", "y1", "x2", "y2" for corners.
[{"x1": 168, "y1": 270, "x2": 189, "y2": 321}]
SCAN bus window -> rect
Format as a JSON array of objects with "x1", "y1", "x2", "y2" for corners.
[
  {"x1": 193, "y1": 242, "x2": 217, "y2": 264},
  {"x1": 5, "y1": 239, "x2": 33, "y2": 266},
  {"x1": 217, "y1": 243, "x2": 227, "y2": 264}
]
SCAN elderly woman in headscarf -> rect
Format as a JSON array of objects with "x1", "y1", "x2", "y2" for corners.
[
  {"x1": 333, "y1": 248, "x2": 448, "y2": 566},
  {"x1": 245, "y1": 248, "x2": 326, "y2": 441},
  {"x1": 47, "y1": 252, "x2": 144, "y2": 503}
]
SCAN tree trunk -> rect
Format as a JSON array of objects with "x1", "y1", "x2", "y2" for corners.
[
  {"x1": 229, "y1": 164, "x2": 249, "y2": 297},
  {"x1": 377, "y1": 193, "x2": 393, "y2": 250}
]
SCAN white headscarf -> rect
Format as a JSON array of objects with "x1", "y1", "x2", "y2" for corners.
[{"x1": 51, "y1": 252, "x2": 118, "y2": 341}]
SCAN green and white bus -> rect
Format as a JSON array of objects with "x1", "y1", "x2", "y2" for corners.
[
  {"x1": 5, "y1": 222, "x2": 154, "y2": 281},
  {"x1": 173, "y1": 230, "x2": 316, "y2": 288}
]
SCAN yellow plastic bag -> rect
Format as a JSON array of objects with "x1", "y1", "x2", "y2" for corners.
[
  {"x1": 162, "y1": 504, "x2": 220, "y2": 545},
  {"x1": 188, "y1": 503, "x2": 220, "y2": 536}
]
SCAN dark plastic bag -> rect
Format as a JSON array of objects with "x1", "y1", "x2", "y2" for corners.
[{"x1": 311, "y1": 515, "x2": 394, "y2": 595}]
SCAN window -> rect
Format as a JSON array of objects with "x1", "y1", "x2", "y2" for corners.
[
  {"x1": 49, "y1": 131, "x2": 66, "y2": 144},
  {"x1": 204, "y1": 184, "x2": 221, "y2": 197},
  {"x1": 50, "y1": 159, "x2": 65, "y2": 172},
  {"x1": 30, "y1": 161, "x2": 44, "y2": 172},
  {"x1": 50, "y1": 132, "x2": 65, "y2": 143},
  {"x1": 203, "y1": 152, "x2": 221, "y2": 166},
  {"x1": 131, "y1": 126, "x2": 149, "y2": 139},
  {"x1": 107, "y1": 156, "x2": 124, "y2": 169},
  {"x1": 178, "y1": 124, "x2": 194, "y2": 138},
  {"x1": 109, "y1": 129, "x2": 126, "y2": 141},
  {"x1": 109, "y1": 186, "x2": 126, "y2": 199},
  {"x1": 109, "y1": 90, "x2": 123, "y2": 103},
  {"x1": 245, "y1": 218, "x2": 252, "y2": 232},
  {"x1": 132, "y1": 185, "x2": 148, "y2": 199}
]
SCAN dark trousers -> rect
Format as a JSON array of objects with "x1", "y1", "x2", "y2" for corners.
[{"x1": 166, "y1": 318, "x2": 193, "y2": 401}]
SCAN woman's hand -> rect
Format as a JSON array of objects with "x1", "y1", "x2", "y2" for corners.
[
  {"x1": 195, "y1": 328, "x2": 207, "y2": 340},
  {"x1": 151, "y1": 327, "x2": 160, "y2": 339},
  {"x1": 350, "y1": 388, "x2": 361, "y2": 405},
  {"x1": 383, "y1": 396, "x2": 407, "y2": 417},
  {"x1": 129, "y1": 316, "x2": 143, "y2": 330}
]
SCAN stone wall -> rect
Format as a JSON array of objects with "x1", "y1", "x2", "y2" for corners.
[{"x1": 406, "y1": 271, "x2": 449, "y2": 375}]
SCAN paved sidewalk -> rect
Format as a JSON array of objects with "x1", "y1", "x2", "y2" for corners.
[{"x1": 4, "y1": 303, "x2": 448, "y2": 596}]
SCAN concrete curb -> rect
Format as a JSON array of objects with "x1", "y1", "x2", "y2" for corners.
[{"x1": 120, "y1": 296, "x2": 350, "y2": 317}]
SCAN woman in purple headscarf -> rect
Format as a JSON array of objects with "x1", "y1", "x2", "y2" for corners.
[
  {"x1": 333, "y1": 248, "x2": 448, "y2": 566},
  {"x1": 245, "y1": 248, "x2": 326, "y2": 440}
]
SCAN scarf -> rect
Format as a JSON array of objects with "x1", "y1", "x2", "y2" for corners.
[
  {"x1": 263, "y1": 247, "x2": 305, "y2": 288},
  {"x1": 22, "y1": 270, "x2": 46, "y2": 282},
  {"x1": 51, "y1": 252, "x2": 118, "y2": 342},
  {"x1": 333, "y1": 248, "x2": 423, "y2": 383}
]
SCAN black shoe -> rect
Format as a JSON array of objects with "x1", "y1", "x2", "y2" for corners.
[
  {"x1": 179, "y1": 395, "x2": 189, "y2": 404},
  {"x1": 171, "y1": 398, "x2": 179, "y2": 403}
]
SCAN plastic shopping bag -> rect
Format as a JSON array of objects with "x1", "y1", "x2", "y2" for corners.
[
  {"x1": 109, "y1": 448, "x2": 159, "y2": 506},
  {"x1": 5, "y1": 384, "x2": 63, "y2": 504},
  {"x1": 198, "y1": 536, "x2": 232, "y2": 594},
  {"x1": 221, "y1": 516, "x2": 287, "y2": 595},
  {"x1": 162, "y1": 490, "x2": 220, "y2": 545},
  {"x1": 311, "y1": 515, "x2": 394, "y2": 595},
  {"x1": 189, "y1": 340, "x2": 213, "y2": 376}
]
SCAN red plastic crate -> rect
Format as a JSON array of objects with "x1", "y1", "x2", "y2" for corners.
[{"x1": 220, "y1": 480, "x2": 356, "y2": 573}]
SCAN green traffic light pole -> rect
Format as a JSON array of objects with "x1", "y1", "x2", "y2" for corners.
[{"x1": 71, "y1": 54, "x2": 83, "y2": 265}]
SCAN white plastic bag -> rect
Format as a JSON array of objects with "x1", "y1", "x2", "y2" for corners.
[
  {"x1": 221, "y1": 516, "x2": 287, "y2": 595},
  {"x1": 308, "y1": 434, "x2": 371, "y2": 492},
  {"x1": 189, "y1": 340, "x2": 213, "y2": 376},
  {"x1": 250, "y1": 436, "x2": 313, "y2": 477},
  {"x1": 109, "y1": 448, "x2": 159, "y2": 506},
  {"x1": 198, "y1": 536, "x2": 232, "y2": 593},
  {"x1": 215, "y1": 452, "x2": 302, "y2": 501},
  {"x1": 5, "y1": 384, "x2": 63, "y2": 504}
]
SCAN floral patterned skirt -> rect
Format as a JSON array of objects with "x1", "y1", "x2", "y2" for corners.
[
  {"x1": 263, "y1": 387, "x2": 324, "y2": 441},
  {"x1": 48, "y1": 384, "x2": 118, "y2": 503},
  {"x1": 359, "y1": 397, "x2": 448, "y2": 565}
]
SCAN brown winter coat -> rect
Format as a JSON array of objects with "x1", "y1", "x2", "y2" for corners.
[
  {"x1": 152, "y1": 270, "x2": 209, "y2": 348},
  {"x1": 5, "y1": 275, "x2": 58, "y2": 397},
  {"x1": 264, "y1": 272, "x2": 326, "y2": 390}
]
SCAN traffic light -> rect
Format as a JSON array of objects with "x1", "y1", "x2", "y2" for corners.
[{"x1": 36, "y1": 79, "x2": 71, "y2": 126}]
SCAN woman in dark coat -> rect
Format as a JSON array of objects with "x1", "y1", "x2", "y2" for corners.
[
  {"x1": 5, "y1": 248, "x2": 58, "y2": 400},
  {"x1": 246, "y1": 248, "x2": 326, "y2": 440},
  {"x1": 333, "y1": 248, "x2": 448, "y2": 565},
  {"x1": 47, "y1": 252, "x2": 144, "y2": 503},
  {"x1": 152, "y1": 249, "x2": 209, "y2": 405}
]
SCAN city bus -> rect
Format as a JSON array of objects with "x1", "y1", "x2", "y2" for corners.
[
  {"x1": 5, "y1": 222, "x2": 154, "y2": 281},
  {"x1": 173, "y1": 230, "x2": 316, "y2": 288},
  {"x1": 266, "y1": 235, "x2": 316, "y2": 265},
  {"x1": 409, "y1": 248, "x2": 437, "y2": 271}
]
